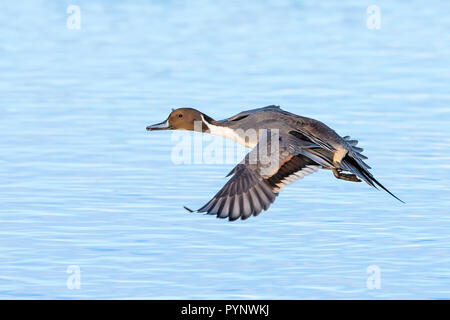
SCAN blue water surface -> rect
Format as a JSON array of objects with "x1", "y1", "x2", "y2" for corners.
[{"x1": 0, "y1": 0, "x2": 449, "y2": 299}]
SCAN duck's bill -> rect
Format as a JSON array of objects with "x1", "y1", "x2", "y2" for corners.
[{"x1": 146, "y1": 119, "x2": 172, "y2": 131}]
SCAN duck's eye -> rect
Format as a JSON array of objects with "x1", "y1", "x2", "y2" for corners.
[{"x1": 178, "y1": 114, "x2": 183, "y2": 118}]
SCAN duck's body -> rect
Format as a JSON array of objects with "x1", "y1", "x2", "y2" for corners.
[
  {"x1": 147, "y1": 105, "x2": 402, "y2": 221},
  {"x1": 204, "y1": 105, "x2": 348, "y2": 155}
]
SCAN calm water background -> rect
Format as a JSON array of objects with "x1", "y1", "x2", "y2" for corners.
[{"x1": 0, "y1": 0, "x2": 449, "y2": 299}]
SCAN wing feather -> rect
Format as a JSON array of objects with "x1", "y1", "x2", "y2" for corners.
[{"x1": 195, "y1": 134, "x2": 321, "y2": 221}]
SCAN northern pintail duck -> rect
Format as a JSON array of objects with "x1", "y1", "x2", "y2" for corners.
[{"x1": 147, "y1": 105, "x2": 403, "y2": 221}]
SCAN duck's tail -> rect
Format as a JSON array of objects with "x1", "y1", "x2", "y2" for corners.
[{"x1": 340, "y1": 154, "x2": 405, "y2": 203}]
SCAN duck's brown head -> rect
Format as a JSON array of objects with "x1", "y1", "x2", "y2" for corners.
[{"x1": 146, "y1": 108, "x2": 214, "y2": 132}]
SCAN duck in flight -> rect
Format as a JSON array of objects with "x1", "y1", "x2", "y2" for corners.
[{"x1": 146, "y1": 105, "x2": 403, "y2": 221}]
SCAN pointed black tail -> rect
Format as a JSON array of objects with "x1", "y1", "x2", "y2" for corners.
[{"x1": 341, "y1": 155, "x2": 405, "y2": 203}]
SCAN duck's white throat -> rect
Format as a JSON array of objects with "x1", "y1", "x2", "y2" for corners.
[{"x1": 200, "y1": 115, "x2": 256, "y2": 148}]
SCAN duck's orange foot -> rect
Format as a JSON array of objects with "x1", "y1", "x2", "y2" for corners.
[{"x1": 332, "y1": 168, "x2": 361, "y2": 182}]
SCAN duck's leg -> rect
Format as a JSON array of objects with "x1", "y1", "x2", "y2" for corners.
[{"x1": 332, "y1": 168, "x2": 361, "y2": 182}]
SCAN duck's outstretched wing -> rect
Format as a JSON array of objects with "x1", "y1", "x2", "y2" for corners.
[{"x1": 194, "y1": 132, "x2": 321, "y2": 221}]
